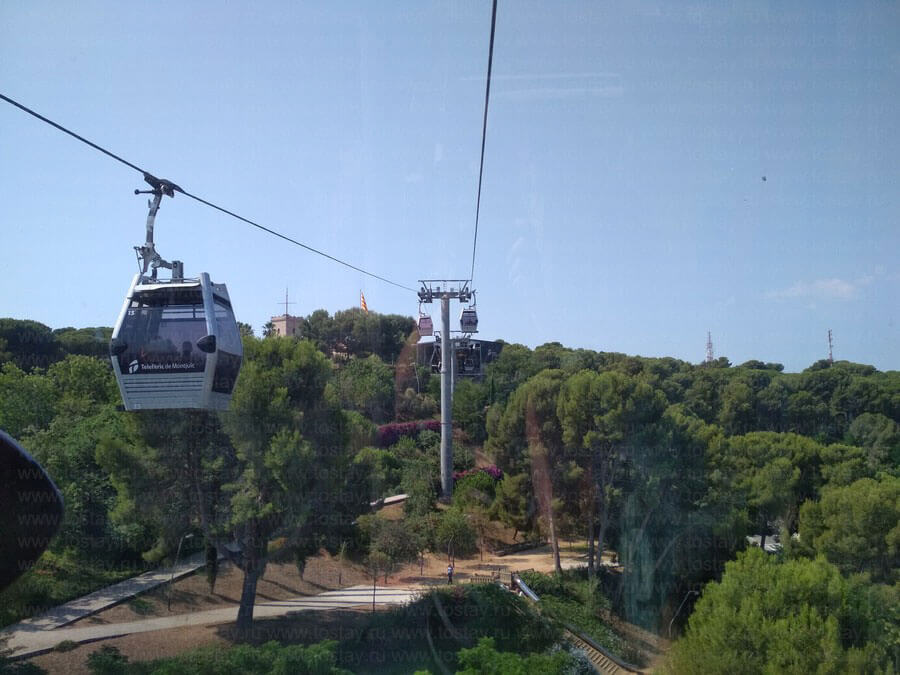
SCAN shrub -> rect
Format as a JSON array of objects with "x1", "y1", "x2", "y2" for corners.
[
  {"x1": 518, "y1": 570, "x2": 623, "y2": 658},
  {"x1": 353, "y1": 447, "x2": 403, "y2": 498},
  {"x1": 453, "y1": 471, "x2": 497, "y2": 509},
  {"x1": 53, "y1": 640, "x2": 79, "y2": 653},
  {"x1": 86, "y1": 640, "x2": 350, "y2": 674},
  {"x1": 375, "y1": 420, "x2": 440, "y2": 448},
  {"x1": 453, "y1": 465, "x2": 503, "y2": 482},
  {"x1": 456, "y1": 637, "x2": 573, "y2": 675},
  {"x1": 86, "y1": 645, "x2": 128, "y2": 675},
  {"x1": 434, "y1": 508, "x2": 478, "y2": 557}
]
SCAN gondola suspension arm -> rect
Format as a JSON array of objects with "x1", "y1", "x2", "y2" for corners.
[{"x1": 133, "y1": 173, "x2": 183, "y2": 281}]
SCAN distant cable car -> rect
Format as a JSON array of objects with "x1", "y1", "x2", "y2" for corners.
[
  {"x1": 110, "y1": 175, "x2": 242, "y2": 410},
  {"x1": 459, "y1": 307, "x2": 478, "y2": 333},
  {"x1": 455, "y1": 341, "x2": 481, "y2": 376},
  {"x1": 459, "y1": 291, "x2": 478, "y2": 333},
  {"x1": 417, "y1": 303, "x2": 433, "y2": 337},
  {"x1": 430, "y1": 334, "x2": 442, "y2": 373},
  {"x1": 430, "y1": 343, "x2": 442, "y2": 373}
]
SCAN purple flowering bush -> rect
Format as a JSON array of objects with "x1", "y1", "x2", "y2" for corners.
[
  {"x1": 453, "y1": 465, "x2": 503, "y2": 482},
  {"x1": 376, "y1": 419, "x2": 441, "y2": 447}
]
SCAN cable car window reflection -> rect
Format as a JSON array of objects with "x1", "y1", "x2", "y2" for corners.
[
  {"x1": 212, "y1": 298, "x2": 242, "y2": 393},
  {"x1": 214, "y1": 298, "x2": 242, "y2": 354},
  {"x1": 118, "y1": 300, "x2": 208, "y2": 374}
]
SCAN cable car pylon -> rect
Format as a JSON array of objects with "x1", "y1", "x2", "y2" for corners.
[{"x1": 418, "y1": 280, "x2": 476, "y2": 501}]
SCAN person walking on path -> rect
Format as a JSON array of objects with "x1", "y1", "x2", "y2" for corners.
[{"x1": 447, "y1": 563, "x2": 454, "y2": 584}]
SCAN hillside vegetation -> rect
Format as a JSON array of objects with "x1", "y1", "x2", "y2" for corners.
[{"x1": 1, "y1": 314, "x2": 898, "y2": 672}]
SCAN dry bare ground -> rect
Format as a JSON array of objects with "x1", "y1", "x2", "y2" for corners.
[{"x1": 24, "y1": 516, "x2": 590, "y2": 673}]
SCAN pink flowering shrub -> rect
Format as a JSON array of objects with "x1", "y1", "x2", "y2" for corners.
[
  {"x1": 452, "y1": 465, "x2": 503, "y2": 482},
  {"x1": 376, "y1": 419, "x2": 441, "y2": 447}
]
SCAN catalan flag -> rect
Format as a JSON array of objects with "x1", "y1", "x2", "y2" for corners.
[{"x1": 360, "y1": 291, "x2": 368, "y2": 314}]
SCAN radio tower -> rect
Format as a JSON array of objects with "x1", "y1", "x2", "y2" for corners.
[
  {"x1": 705, "y1": 331, "x2": 714, "y2": 364},
  {"x1": 828, "y1": 329, "x2": 834, "y2": 364}
]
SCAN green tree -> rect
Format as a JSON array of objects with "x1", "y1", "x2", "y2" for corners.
[
  {"x1": 453, "y1": 471, "x2": 496, "y2": 509},
  {"x1": 756, "y1": 379, "x2": 790, "y2": 432},
  {"x1": 0, "y1": 363, "x2": 57, "y2": 438},
  {"x1": 354, "y1": 446, "x2": 402, "y2": 500},
  {"x1": 456, "y1": 637, "x2": 573, "y2": 675},
  {"x1": 330, "y1": 308, "x2": 414, "y2": 362},
  {"x1": 336, "y1": 355, "x2": 395, "y2": 423},
  {"x1": 786, "y1": 390, "x2": 829, "y2": 437},
  {"x1": 53, "y1": 326, "x2": 111, "y2": 359},
  {"x1": 717, "y1": 379, "x2": 755, "y2": 435},
  {"x1": 365, "y1": 517, "x2": 419, "y2": 582},
  {"x1": 710, "y1": 432, "x2": 822, "y2": 547},
  {"x1": 402, "y1": 456, "x2": 438, "y2": 519},
  {"x1": 557, "y1": 370, "x2": 666, "y2": 574},
  {"x1": 846, "y1": 412, "x2": 900, "y2": 472},
  {"x1": 490, "y1": 473, "x2": 534, "y2": 541},
  {"x1": 489, "y1": 369, "x2": 568, "y2": 572},
  {"x1": 222, "y1": 336, "x2": 369, "y2": 632},
  {"x1": 48, "y1": 354, "x2": 118, "y2": 406},
  {"x1": 798, "y1": 476, "x2": 900, "y2": 583},
  {"x1": 97, "y1": 409, "x2": 232, "y2": 565},
  {"x1": 482, "y1": 343, "x2": 539, "y2": 405},
  {"x1": 667, "y1": 548, "x2": 893, "y2": 674},
  {"x1": 434, "y1": 507, "x2": 477, "y2": 561},
  {"x1": 0, "y1": 319, "x2": 61, "y2": 371},
  {"x1": 613, "y1": 404, "x2": 728, "y2": 628},
  {"x1": 818, "y1": 443, "x2": 876, "y2": 487},
  {"x1": 395, "y1": 386, "x2": 438, "y2": 422},
  {"x1": 452, "y1": 378, "x2": 489, "y2": 443},
  {"x1": 682, "y1": 369, "x2": 727, "y2": 423},
  {"x1": 28, "y1": 405, "x2": 139, "y2": 560},
  {"x1": 454, "y1": 472, "x2": 496, "y2": 560}
]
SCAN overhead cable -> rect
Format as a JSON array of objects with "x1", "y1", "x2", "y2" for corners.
[
  {"x1": 469, "y1": 0, "x2": 498, "y2": 285},
  {"x1": 0, "y1": 92, "x2": 416, "y2": 293}
]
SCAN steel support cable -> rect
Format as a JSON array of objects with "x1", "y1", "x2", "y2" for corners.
[
  {"x1": 177, "y1": 189, "x2": 417, "y2": 291},
  {"x1": 0, "y1": 93, "x2": 145, "y2": 174},
  {"x1": 469, "y1": 0, "x2": 498, "y2": 285},
  {"x1": 0, "y1": 91, "x2": 416, "y2": 293}
]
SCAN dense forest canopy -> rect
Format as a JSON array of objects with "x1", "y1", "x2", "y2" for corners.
[{"x1": 1, "y1": 312, "x2": 897, "y2": 670}]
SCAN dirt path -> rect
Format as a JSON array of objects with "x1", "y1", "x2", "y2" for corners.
[
  {"x1": 27, "y1": 608, "x2": 374, "y2": 675},
  {"x1": 23, "y1": 543, "x2": 587, "y2": 673}
]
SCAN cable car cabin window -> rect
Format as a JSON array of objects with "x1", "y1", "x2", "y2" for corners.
[
  {"x1": 117, "y1": 297, "x2": 208, "y2": 375},
  {"x1": 213, "y1": 298, "x2": 242, "y2": 354},
  {"x1": 212, "y1": 298, "x2": 242, "y2": 394}
]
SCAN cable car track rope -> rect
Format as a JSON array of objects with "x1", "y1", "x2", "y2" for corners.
[
  {"x1": 0, "y1": 91, "x2": 417, "y2": 294},
  {"x1": 469, "y1": 0, "x2": 498, "y2": 286}
]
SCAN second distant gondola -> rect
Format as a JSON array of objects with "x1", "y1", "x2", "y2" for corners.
[{"x1": 417, "y1": 303, "x2": 434, "y2": 337}]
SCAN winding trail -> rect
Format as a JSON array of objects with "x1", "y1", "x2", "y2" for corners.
[{"x1": 2, "y1": 586, "x2": 417, "y2": 659}]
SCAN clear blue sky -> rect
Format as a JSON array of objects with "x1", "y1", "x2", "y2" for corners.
[{"x1": 2, "y1": 1, "x2": 897, "y2": 373}]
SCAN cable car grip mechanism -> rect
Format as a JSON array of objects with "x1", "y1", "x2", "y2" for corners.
[{"x1": 133, "y1": 173, "x2": 184, "y2": 282}]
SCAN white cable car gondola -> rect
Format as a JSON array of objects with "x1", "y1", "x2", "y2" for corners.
[{"x1": 110, "y1": 175, "x2": 242, "y2": 411}]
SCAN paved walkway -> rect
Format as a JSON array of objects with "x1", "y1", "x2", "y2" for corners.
[
  {"x1": 1, "y1": 551, "x2": 208, "y2": 635},
  {"x1": 3, "y1": 586, "x2": 418, "y2": 659}
]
